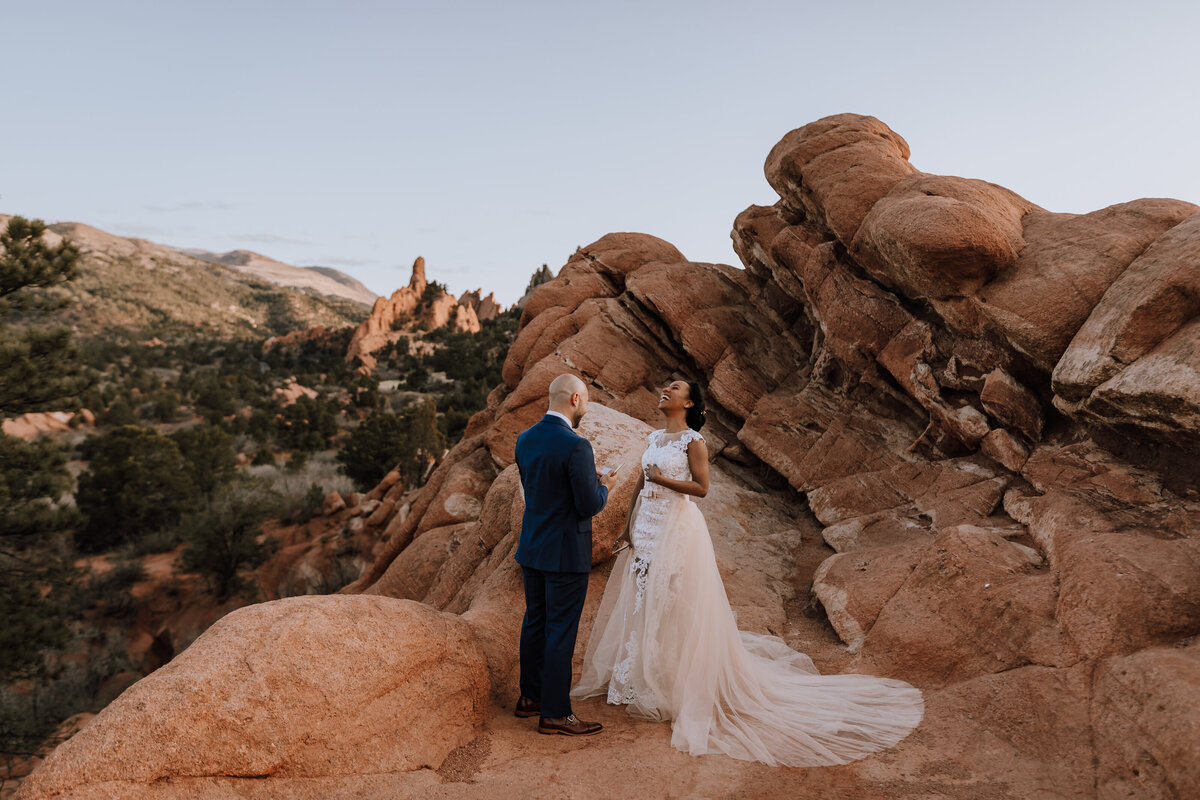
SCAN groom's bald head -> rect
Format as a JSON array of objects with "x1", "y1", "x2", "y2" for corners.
[{"x1": 548, "y1": 373, "x2": 589, "y2": 428}]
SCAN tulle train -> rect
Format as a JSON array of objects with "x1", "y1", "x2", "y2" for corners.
[{"x1": 572, "y1": 495, "x2": 924, "y2": 767}]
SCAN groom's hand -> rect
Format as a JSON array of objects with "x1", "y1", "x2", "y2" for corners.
[{"x1": 598, "y1": 464, "x2": 620, "y2": 491}]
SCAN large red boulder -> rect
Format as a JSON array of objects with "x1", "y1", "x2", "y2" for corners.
[
  {"x1": 18, "y1": 596, "x2": 488, "y2": 799},
  {"x1": 764, "y1": 113, "x2": 915, "y2": 243}
]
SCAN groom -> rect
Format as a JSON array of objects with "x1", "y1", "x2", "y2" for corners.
[{"x1": 513, "y1": 373, "x2": 618, "y2": 736}]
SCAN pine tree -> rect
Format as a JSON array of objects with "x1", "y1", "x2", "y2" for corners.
[
  {"x1": 0, "y1": 433, "x2": 77, "y2": 683},
  {"x1": 336, "y1": 397, "x2": 446, "y2": 491},
  {"x1": 336, "y1": 411, "x2": 408, "y2": 491},
  {"x1": 0, "y1": 216, "x2": 86, "y2": 687},
  {"x1": 0, "y1": 435, "x2": 77, "y2": 539},
  {"x1": 175, "y1": 479, "x2": 281, "y2": 601},
  {"x1": 75, "y1": 426, "x2": 199, "y2": 552},
  {"x1": 0, "y1": 216, "x2": 89, "y2": 415},
  {"x1": 0, "y1": 570, "x2": 71, "y2": 681},
  {"x1": 274, "y1": 394, "x2": 339, "y2": 452},
  {"x1": 0, "y1": 217, "x2": 79, "y2": 305},
  {"x1": 171, "y1": 423, "x2": 237, "y2": 497},
  {"x1": 399, "y1": 397, "x2": 445, "y2": 486}
]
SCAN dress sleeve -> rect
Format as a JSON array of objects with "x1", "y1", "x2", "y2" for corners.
[{"x1": 681, "y1": 429, "x2": 705, "y2": 447}]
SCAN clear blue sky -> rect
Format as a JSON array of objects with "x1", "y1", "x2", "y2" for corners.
[{"x1": 3, "y1": 0, "x2": 1198, "y2": 307}]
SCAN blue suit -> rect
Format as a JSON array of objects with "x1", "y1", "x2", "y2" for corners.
[{"x1": 514, "y1": 414, "x2": 609, "y2": 717}]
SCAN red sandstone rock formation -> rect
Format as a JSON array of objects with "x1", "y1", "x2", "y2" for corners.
[
  {"x1": 344, "y1": 257, "x2": 490, "y2": 371},
  {"x1": 271, "y1": 377, "x2": 318, "y2": 406},
  {"x1": 261, "y1": 324, "x2": 330, "y2": 353},
  {"x1": 1, "y1": 410, "x2": 92, "y2": 440},
  {"x1": 23, "y1": 114, "x2": 1200, "y2": 799},
  {"x1": 17, "y1": 597, "x2": 488, "y2": 800},
  {"x1": 458, "y1": 289, "x2": 502, "y2": 322}
]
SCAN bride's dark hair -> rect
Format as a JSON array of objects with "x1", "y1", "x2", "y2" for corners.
[{"x1": 686, "y1": 381, "x2": 706, "y2": 431}]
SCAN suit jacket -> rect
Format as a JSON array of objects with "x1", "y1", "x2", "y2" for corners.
[{"x1": 514, "y1": 414, "x2": 609, "y2": 573}]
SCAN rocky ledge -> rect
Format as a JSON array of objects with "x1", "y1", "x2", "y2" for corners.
[{"x1": 19, "y1": 114, "x2": 1200, "y2": 800}]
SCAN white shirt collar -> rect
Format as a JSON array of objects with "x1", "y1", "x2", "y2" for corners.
[{"x1": 546, "y1": 409, "x2": 574, "y2": 428}]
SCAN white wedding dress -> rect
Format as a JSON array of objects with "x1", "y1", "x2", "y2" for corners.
[{"x1": 572, "y1": 428, "x2": 924, "y2": 767}]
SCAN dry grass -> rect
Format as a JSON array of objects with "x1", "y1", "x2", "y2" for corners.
[{"x1": 244, "y1": 450, "x2": 355, "y2": 504}]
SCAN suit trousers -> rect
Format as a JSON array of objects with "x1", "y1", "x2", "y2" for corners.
[{"x1": 519, "y1": 565, "x2": 589, "y2": 718}]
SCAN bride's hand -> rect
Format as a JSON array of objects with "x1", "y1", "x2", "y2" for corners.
[{"x1": 646, "y1": 465, "x2": 663, "y2": 484}]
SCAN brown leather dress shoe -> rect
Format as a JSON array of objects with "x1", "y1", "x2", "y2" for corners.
[
  {"x1": 538, "y1": 714, "x2": 603, "y2": 736},
  {"x1": 514, "y1": 695, "x2": 541, "y2": 718}
]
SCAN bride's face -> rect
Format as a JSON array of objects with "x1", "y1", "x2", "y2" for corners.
[{"x1": 657, "y1": 380, "x2": 693, "y2": 413}]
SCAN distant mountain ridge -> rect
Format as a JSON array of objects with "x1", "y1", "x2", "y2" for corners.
[
  {"x1": 180, "y1": 248, "x2": 378, "y2": 306},
  {"x1": 0, "y1": 214, "x2": 371, "y2": 339}
]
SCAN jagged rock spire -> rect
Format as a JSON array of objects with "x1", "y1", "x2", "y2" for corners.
[{"x1": 408, "y1": 257, "x2": 427, "y2": 295}]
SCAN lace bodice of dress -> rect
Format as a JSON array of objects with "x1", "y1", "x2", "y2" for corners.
[
  {"x1": 641, "y1": 428, "x2": 704, "y2": 484},
  {"x1": 631, "y1": 428, "x2": 704, "y2": 570}
]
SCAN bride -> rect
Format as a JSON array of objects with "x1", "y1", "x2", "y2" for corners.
[{"x1": 571, "y1": 380, "x2": 924, "y2": 767}]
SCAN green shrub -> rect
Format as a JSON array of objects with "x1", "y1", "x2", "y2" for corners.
[
  {"x1": 175, "y1": 479, "x2": 281, "y2": 600},
  {"x1": 0, "y1": 629, "x2": 131, "y2": 758},
  {"x1": 274, "y1": 395, "x2": 339, "y2": 452},
  {"x1": 72, "y1": 558, "x2": 147, "y2": 618},
  {"x1": 0, "y1": 434, "x2": 76, "y2": 540},
  {"x1": 0, "y1": 568, "x2": 71, "y2": 683},
  {"x1": 148, "y1": 388, "x2": 182, "y2": 422},
  {"x1": 290, "y1": 482, "x2": 327, "y2": 524},
  {"x1": 0, "y1": 218, "x2": 90, "y2": 416},
  {"x1": 420, "y1": 280, "x2": 447, "y2": 305},
  {"x1": 117, "y1": 526, "x2": 184, "y2": 557},
  {"x1": 285, "y1": 449, "x2": 309, "y2": 473},
  {"x1": 171, "y1": 423, "x2": 236, "y2": 496},
  {"x1": 193, "y1": 377, "x2": 236, "y2": 423},
  {"x1": 98, "y1": 396, "x2": 137, "y2": 426},
  {"x1": 336, "y1": 411, "x2": 406, "y2": 491},
  {"x1": 75, "y1": 426, "x2": 199, "y2": 552},
  {"x1": 402, "y1": 363, "x2": 428, "y2": 391},
  {"x1": 336, "y1": 398, "x2": 444, "y2": 491}
]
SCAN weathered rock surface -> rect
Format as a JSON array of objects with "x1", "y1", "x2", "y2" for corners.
[
  {"x1": 765, "y1": 113, "x2": 915, "y2": 243},
  {"x1": 320, "y1": 490, "x2": 345, "y2": 516},
  {"x1": 1052, "y1": 211, "x2": 1200, "y2": 441},
  {"x1": 978, "y1": 199, "x2": 1198, "y2": 371},
  {"x1": 17, "y1": 596, "x2": 489, "y2": 800},
  {"x1": 855, "y1": 525, "x2": 1074, "y2": 685},
  {"x1": 1091, "y1": 641, "x2": 1200, "y2": 800},
  {"x1": 458, "y1": 288, "x2": 502, "y2": 322},
  {"x1": 271, "y1": 377, "x2": 318, "y2": 405},
  {"x1": 1, "y1": 410, "x2": 93, "y2": 439}
]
